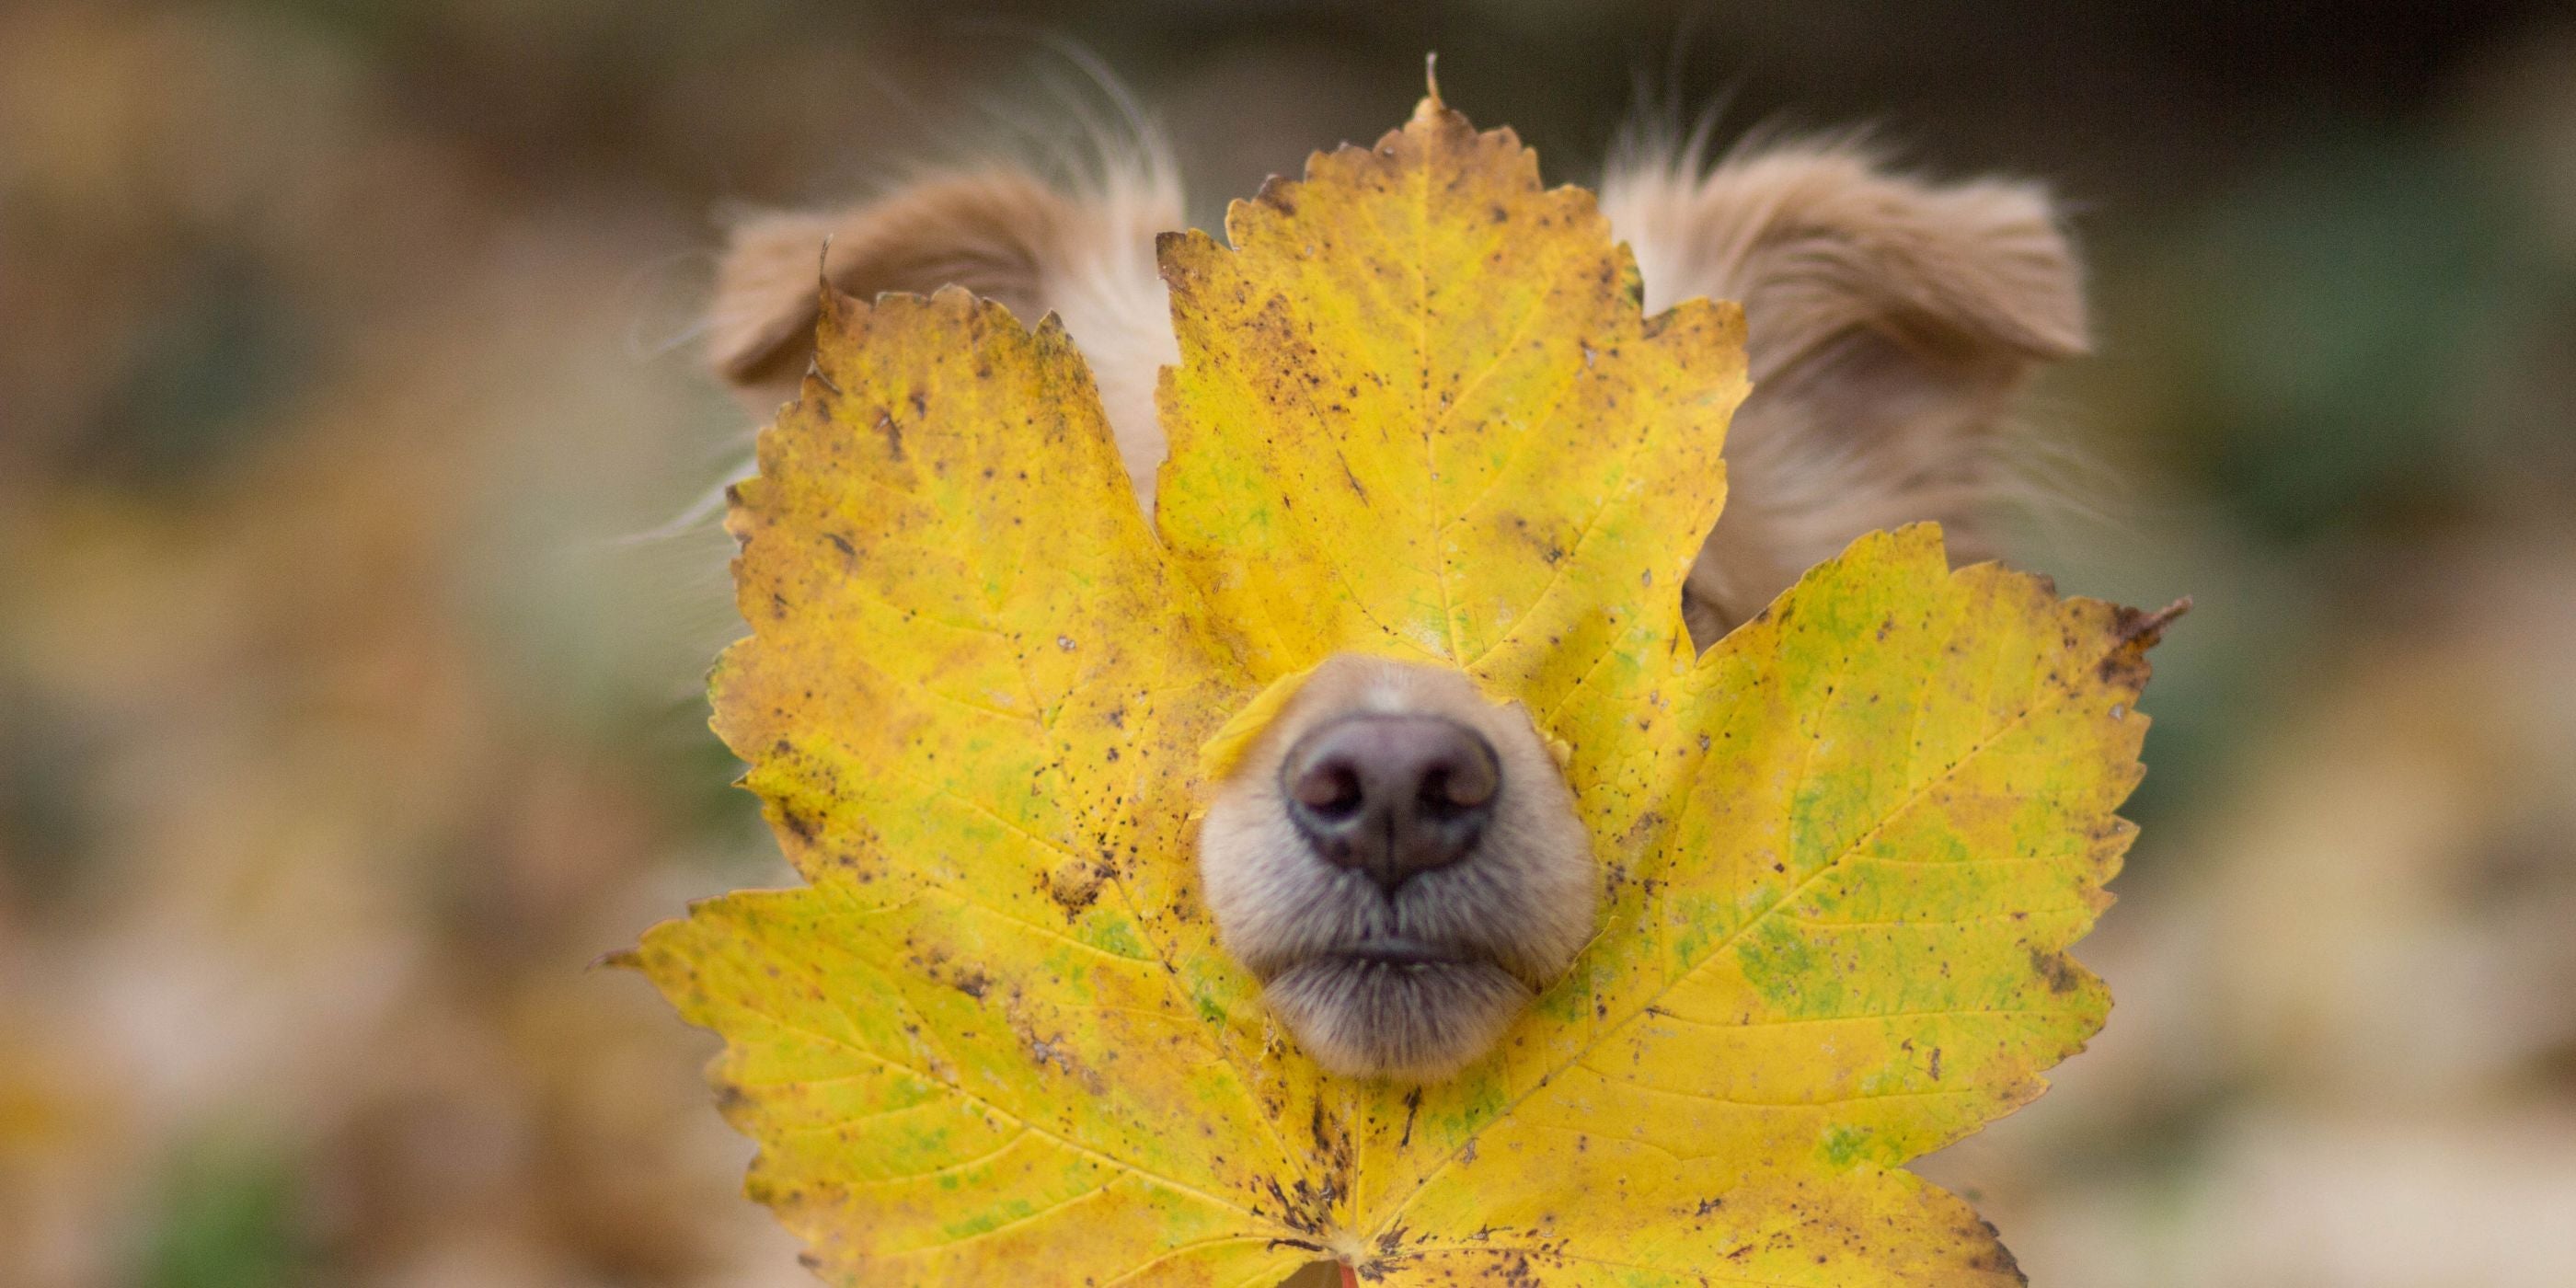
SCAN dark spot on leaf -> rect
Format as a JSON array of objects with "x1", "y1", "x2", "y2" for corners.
[
  {"x1": 778, "y1": 806, "x2": 819, "y2": 844},
  {"x1": 1047, "y1": 863, "x2": 1104, "y2": 913},
  {"x1": 2030, "y1": 947, "x2": 2081, "y2": 994}
]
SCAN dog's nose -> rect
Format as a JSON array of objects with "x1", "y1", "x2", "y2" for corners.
[{"x1": 1282, "y1": 714, "x2": 1501, "y2": 893}]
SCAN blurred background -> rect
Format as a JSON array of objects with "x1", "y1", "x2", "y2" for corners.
[{"x1": 5, "y1": 2, "x2": 2574, "y2": 1285}]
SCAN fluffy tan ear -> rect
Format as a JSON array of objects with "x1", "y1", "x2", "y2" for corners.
[
  {"x1": 707, "y1": 167, "x2": 1181, "y2": 497},
  {"x1": 709, "y1": 170, "x2": 1077, "y2": 408},
  {"x1": 1602, "y1": 143, "x2": 2089, "y2": 642}
]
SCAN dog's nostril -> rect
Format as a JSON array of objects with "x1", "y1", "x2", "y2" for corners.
[
  {"x1": 1280, "y1": 715, "x2": 1501, "y2": 892},
  {"x1": 1290, "y1": 761, "x2": 1363, "y2": 818},
  {"x1": 1422, "y1": 759, "x2": 1498, "y2": 811}
]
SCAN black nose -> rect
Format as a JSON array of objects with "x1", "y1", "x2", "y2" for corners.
[{"x1": 1281, "y1": 714, "x2": 1501, "y2": 893}]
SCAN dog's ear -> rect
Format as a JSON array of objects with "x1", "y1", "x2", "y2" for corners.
[
  {"x1": 1604, "y1": 143, "x2": 2088, "y2": 641},
  {"x1": 707, "y1": 169, "x2": 1079, "y2": 411},
  {"x1": 706, "y1": 164, "x2": 1181, "y2": 495}
]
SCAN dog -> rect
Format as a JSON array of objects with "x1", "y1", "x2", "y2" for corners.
[{"x1": 702, "y1": 116, "x2": 2087, "y2": 1081}]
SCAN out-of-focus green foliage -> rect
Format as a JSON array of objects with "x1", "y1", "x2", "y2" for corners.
[{"x1": 138, "y1": 1140, "x2": 308, "y2": 1288}]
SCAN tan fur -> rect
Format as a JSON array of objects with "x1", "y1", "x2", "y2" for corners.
[
  {"x1": 1599, "y1": 141, "x2": 2088, "y2": 639},
  {"x1": 706, "y1": 121, "x2": 2091, "y2": 1080},
  {"x1": 709, "y1": 162, "x2": 1180, "y2": 500},
  {"x1": 1197, "y1": 656, "x2": 1593, "y2": 1081}
]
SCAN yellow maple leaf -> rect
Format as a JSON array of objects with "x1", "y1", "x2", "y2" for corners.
[{"x1": 630, "y1": 92, "x2": 2170, "y2": 1286}]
